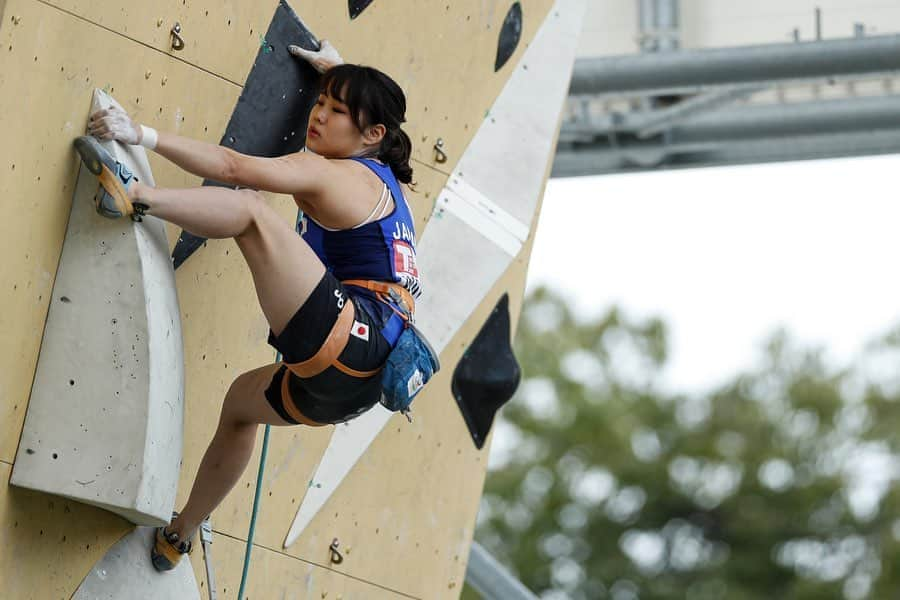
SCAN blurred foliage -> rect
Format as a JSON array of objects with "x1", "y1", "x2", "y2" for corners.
[{"x1": 463, "y1": 287, "x2": 900, "y2": 600}]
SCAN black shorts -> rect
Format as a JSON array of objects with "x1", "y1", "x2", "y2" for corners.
[{"x1": 264, "y1": 272, "x2": 392, "y2": 425}]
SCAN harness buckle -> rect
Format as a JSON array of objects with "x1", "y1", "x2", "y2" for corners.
[{"x1": 387, "y1": 288, "x2": 412, "y2": 320}]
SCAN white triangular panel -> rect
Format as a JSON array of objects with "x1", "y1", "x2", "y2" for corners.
[
  {"x1": 284, "y1": 0, "x2": 587, "y2": 548},
  {"x1": 284, "y1": 406, "x2": 391, "y2": 544},
  {"x1": 72, "y1": 527, "x2": 200, "y2": 599}
]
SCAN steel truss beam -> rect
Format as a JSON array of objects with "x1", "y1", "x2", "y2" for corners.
[
  {"x1": 465, "y1": 542, "x2": 538, "y2": 600},
  {"x1": 553, "y1": 95, "x2": 900, "y2": 176},
  {"x1": 569, "y1": 33, "x2": 900, "y2": 97}
]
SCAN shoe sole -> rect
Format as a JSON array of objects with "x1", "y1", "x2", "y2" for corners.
[
  {"x1": 73, "y1": 136, "x2": 134, "y2": 219},
  {"x1": 73, "y1": 136, "x2": 106, "y2": 176}
]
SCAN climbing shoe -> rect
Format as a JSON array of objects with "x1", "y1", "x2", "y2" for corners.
[
  {"x1": 73, "y1": 136, "x2": 147, "y2": 221},
  {"x1": 150, "y1": 513, "x2": 192, "y2": 572}
]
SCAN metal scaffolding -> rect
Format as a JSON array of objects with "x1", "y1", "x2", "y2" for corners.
[
  {"x1": 465, "y1": 542, "x2": 538, "y2": 600},
  {"x1": 569, "y1": 33, "x2": 900, "y2": 97},
  {"x1": 553, "y1": 2, "x2": 900, "y2": 177}
]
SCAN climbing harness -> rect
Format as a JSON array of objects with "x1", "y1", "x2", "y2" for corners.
[
  {"x1": 343, "y1": 279, "x2": 415, "y2": 325},
  {"x1": 281, "y1": 279, "x2": 439, "y2": 422},
  {"x1": 283, "y1": 301, "x2": 381, "y2": 381}
]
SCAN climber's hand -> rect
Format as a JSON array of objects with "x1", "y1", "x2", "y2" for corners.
[
  {"x1": 87, "y1": 106, "x2": 143, "y2": 145},
  {"x1": 288, "y1": 39, "x2": 344, "y2": 73}
]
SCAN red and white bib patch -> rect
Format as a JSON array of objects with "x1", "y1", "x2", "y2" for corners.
[{"x1": 392, "y1": 240, "x2": 418, "y2": 278}]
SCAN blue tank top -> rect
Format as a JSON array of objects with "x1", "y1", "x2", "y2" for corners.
[{"x1": 297, "y1": 158, "x2": 420, "y2": 344}]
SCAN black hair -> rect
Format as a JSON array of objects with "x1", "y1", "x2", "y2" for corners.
[{"x1": 319, "y1": 64, "x2": 414, "y2": 184}]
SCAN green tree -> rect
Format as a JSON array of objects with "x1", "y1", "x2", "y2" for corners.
[{"x1": 465, "y1": 287, "x2": 900, "y2": 600}]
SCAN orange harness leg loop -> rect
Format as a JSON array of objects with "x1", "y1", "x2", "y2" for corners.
[
  {"x1": 283, "y1": 280, "x2": 413, "y2": 390},
  {"x1": 333, "y1": 360, "x2": 381, "y2": 378},
  {"x1": 282, "y1": 300, "x2": 382, "y2": 382},
  {"x1": 279, "y1": 370, "x2": 327, "y2": 427},
  {"x1": 285, "y1": 302, "x2": 355, "y2": 378}
]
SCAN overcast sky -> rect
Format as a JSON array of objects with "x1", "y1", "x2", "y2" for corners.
[{"x1": 525, "y1": 154, "x2": 900, "y2": 394}]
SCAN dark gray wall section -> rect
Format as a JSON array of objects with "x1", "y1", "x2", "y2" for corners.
[{"x1": 172, "y1": 0, "x2": 320, "y2": 269}]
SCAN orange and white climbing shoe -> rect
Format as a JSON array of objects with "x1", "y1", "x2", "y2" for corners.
[
  {"x1": 73, "y1": 135, "x2": 147, "y2": 221},
  {"x1": 151, "y1": 514, "x2": 192, "y2": 572}
]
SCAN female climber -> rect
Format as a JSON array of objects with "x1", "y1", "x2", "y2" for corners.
[{"x1": 74, "y1": 41, "x2": 422, "y2": 571}]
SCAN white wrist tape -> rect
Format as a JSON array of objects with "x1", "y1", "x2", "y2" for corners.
[{"x1": 139, "y1": 125, "x2": 158, "y2": 150}]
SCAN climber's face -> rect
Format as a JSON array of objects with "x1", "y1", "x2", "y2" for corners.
[{"x1": 307, "y1": 91, "x2": 385, "y2": 159}]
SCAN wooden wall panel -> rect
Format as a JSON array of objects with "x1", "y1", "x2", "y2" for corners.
[
  {"x1": 37, "y1": 0, "x2": 553, "y2": 173},
  {"x1": 1, "y1": 0, "x2": 559, "y2": 597},
  {"x1": 188, "y1": 533, "x2": 410, "y2": 599},
  {"x1": 0, "y1": 0, "x2": 237, "y2": 463},
  {"x1": 0, "y1": 463, "x2": 129, "y2": 599},
  {"x1": 0, "y1": 0, "x2": 242, "y2": 595},
  {"x1": 39, "y1": 0, "x2": 270, "y2": 85}
]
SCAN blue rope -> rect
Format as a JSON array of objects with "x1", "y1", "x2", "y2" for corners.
[
  {"x1": 239, "y1": 209, "x2": 303, "y2": 598},
  {"x1": 238, "y1": 416, "x2": 272, "y2": 598},
  {"x1": 238, "y1": 346, "x2": 281, "y2": 598}
]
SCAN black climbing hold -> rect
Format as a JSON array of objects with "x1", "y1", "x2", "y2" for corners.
[
  {"x1": 171, "y1": 231, "x2": 207, "y2": 269},
  {"x1": 349, "y1": 0, "x2": 375, "y2": 20},
  {"x1": 495, "y1": 2, "x2": 523, "y2": 72},
  {"x1": 172, "y1": 0, "x2": 320, "y2": 269},
  {"x1": 452, "y1": 294, "x2": 521, "y2": 450}
]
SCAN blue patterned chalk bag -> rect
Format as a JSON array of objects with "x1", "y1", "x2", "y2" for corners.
[{"x1": 380, "y1": 323, "x2": 440, "y2": 418}]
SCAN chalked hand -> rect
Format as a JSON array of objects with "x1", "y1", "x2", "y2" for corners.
[
  {"x1": 87, "y1": 106, "x2": 143, "y2": 145},
  {"x1": 288, "y1": 39, "x2": 344, "y2": 73}
]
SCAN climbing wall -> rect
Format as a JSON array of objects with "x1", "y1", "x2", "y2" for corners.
[
  {"x1": 11, "y1": 89, "x2": 185, "y2": 527},
  {"x1": 0, "y1": 0, "x2": 581, "y2": 597}
]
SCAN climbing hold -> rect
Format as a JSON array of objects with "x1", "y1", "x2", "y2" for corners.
[
  {"x1": 348, "y1": 0, "x2": 375, "y2": 20},
  {"x1": 172, "y1": 0, "x2": 320, "y2": 269},
  {"x1": 452, "y1": 294, "x2": 521, "y2": 449},
  {"x1": 12, "y1": 90, "x2": 185, "y2": 524},
  {"x1": 495, "y1": 2, "x2": 523, "y2": 71}
]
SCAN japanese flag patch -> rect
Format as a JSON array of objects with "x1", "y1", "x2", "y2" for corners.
[{"x1": 351, "y1": 320, "x2": 370, "y2": 341}]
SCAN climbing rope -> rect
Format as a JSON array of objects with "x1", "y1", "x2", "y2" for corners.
[
  {"x1": 238, "y1": 210, "x2": 303, "y2": 598},
  {"x1": 237, "y1": 416, "x2": 272, "y2": 598}
]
